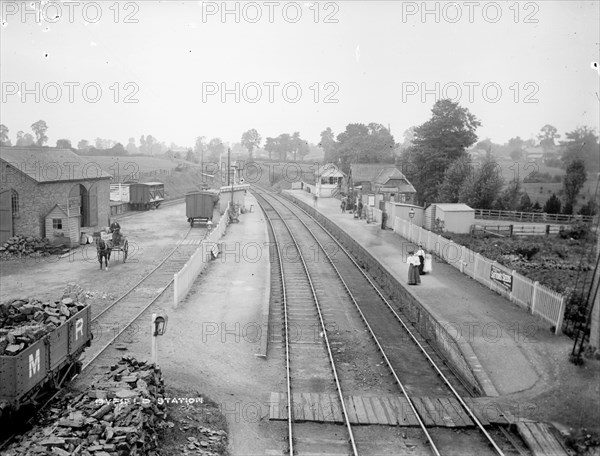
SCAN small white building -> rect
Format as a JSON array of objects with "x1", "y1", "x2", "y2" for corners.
[
  {"x1": 424, "y1": 203, "x2": 475, "y2": 233},
  {"x1": 303, "y1": 163, "x2": 345, "y2": 197}
]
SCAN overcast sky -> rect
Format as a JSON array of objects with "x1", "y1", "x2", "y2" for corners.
[{"x1": 1, "y1": 1, "x2": 599, "y2": 148}]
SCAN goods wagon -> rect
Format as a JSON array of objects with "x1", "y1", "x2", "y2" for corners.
[
  {"x1": 129, "y1": 182, "x2": 165, "y2": 210},
  {"x1": 0, "y1": 306, "x2": 92, "y2": 419},
  {"x1": 186, "y1": 190, "x2": 219, "y2": 226}
]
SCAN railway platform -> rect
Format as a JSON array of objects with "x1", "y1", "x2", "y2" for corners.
[{"x1": 284, "y1": 189, "x2": 574, "y2": 399}]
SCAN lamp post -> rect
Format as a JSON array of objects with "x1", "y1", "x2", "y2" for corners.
[
  {"x1": 409, "y1": 208, "x2": 415, "y2": 240},
  {"x1": 151, "y1": 313, "x2": 168, "y2": 365}
]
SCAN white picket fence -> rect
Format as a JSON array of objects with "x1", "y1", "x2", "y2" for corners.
[
  {"x1": 173, "y1": 205, "x2": 230, "y2": 307},
  {"x1": 392, "y1": 217, "x2": 566, "y2": 333}
]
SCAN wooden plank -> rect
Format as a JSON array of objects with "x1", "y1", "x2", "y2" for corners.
[
  {"x1": 397, "y1": 397, "x2": 421, "y2": 426},
  {"x1": 319, "y1": 394, "x2": 334, "y2": 423},
  {"x1": 517, "y1": 422, "x2": 546, "y2": 456},
  {"x1": 360, "y1": 396, "x2": 378, "y2": 424},
  {"x1": 444, "y1": 398, "x2": 474, "y2": 427},
  {"x1": 341, "y1": 396, "x2": 358, "y2": 424},
  {"x1": 292, "y1": 393, "x2": 304, "y2": 421},
  {"x1": 301, "y1": 393, "x2": 315, "y2": 422},
  {"x1": 279, "y1": 392, "x2": 289, "y2": 420},
  {"x1": 410, "y1": 397, "x2": 436, "y2": 426},
  {"x1": 369, "y1": 397, "x2": 391, "y2": 425},
  {"x1": 439, "y1": 398, "x2": 470, "y2": 427},
  {"x1": 269, "y1": 392, "x2": 280, "y2": 420},
  {"x1": 379, "y1": 396, "x2": 399, "y2": 425},
  {"x1": 350, "y1": 396, "x2": 369, "y2": 424},
  {"x1": 425, "y1": 397, "x2": 455, "y2": 427},
  {"x1": 528, "y1": 423, "x2": 569, "y2": 456},
  {"x1": 462, "y1": 398, "x2": 490, "y2": 426},
  {"x1": 310, "y1": 393, "x2": 324, "y2": 422}
]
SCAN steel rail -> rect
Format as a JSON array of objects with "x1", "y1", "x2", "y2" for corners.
[
  {"x1": 91, "y1": 226, "x2": 192, "y2": 323},
  {"x1": 255, "y1": 199, "x2": 294, "y2": 456},
  {"x1": 255, "y1": 189, "x2": 360, "y2": 456},
  {"x1": 270, "y1": 188, "x2": 506, "y2": 456}
]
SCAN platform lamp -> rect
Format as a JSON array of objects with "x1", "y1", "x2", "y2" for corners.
[
  {"x1": 151, "y1": 313, "x2": 168, "y2": 365},
  {"x1": 409, "y1": 208, "x2": 415, "y2": 239}
]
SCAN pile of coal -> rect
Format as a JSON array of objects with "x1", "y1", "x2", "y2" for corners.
[
  {"x1": 2, "y1": 356, "x2": 167, "y2": 456},
  {"x1": 0, "y1": 235, "x2": 68, "y2": 258},
  {"x1": 0, "y1": 284, "x2": 88, "y2": 356}
]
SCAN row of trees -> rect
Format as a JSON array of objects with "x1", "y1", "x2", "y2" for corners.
[{"x1": 0, "y1": 121, "x2": 48, "y2": 147}]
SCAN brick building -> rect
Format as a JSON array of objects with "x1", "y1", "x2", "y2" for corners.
[{"x1": 0, "y1": 146, "x2": 112, "y2": 245}]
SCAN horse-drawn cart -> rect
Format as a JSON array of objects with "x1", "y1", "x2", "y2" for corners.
[{"x1": 96, "y1": 232, "x2": 128, "y2": 269}]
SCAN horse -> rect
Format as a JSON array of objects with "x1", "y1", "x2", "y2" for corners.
[{"x1": 97, "y1": 239, "x2": 112, "y2": 271}]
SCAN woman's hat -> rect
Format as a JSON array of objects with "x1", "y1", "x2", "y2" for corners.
[{"x1": 408, "y1": 250, "x2": 415, "y2": 255}]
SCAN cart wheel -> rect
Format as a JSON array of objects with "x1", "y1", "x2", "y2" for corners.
[{"x1": 123, "y1": 240, "x2": 129, "y2": 262}]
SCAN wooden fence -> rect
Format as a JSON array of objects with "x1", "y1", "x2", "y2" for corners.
[
  {"x1": 393, "y1": 217, "x2": 566, "y2": 333},
  {"x1": 470, "y1": 224, "x2": 563, "y2": 237},
  {"x1": 475, "y1": 208, "x2": 595, "y2": 225}
]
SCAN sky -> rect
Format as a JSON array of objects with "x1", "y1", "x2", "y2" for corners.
[{"x1": 1, "y1": 1, "x2": 599, "y2": 149}]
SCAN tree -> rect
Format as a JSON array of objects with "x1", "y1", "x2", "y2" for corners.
[
  {"x1": 185, "y1": 149, "x2": 197, "y2": 163},
  {"x1": 493, "y1": 179, "x2": 524, "y2": 211},
  {"x1": 241, "y1": 129, "x2": 261, "y2": 160},
  {"x1": 532, "y1": 201, "x2": 542, "y2": 212},
  {"x1": 437, "y1": 156, "x2": 474, "y2": 203},
  {"x1": 126, "y1": 138, "x2": 137, "y2": 154},
  {"x1": 290, "y1": 132, "x2": 309, "y2": 161},
  {"x1": 510, "y1": 148, "x2": 524, "y2": 160},
  {"x1": 560, "y1": 126, "x2": 599, "y2": 172},
  {"x1": 543, "y1": 193, "x2": 562, "y2": 214},
  {"x1": 31, "y1": 120, "x2": 48, "y2": 146},
  {"x1": 264, "y1": 137, "x2": 278, "y2": 160},
  {"x1": 207, "y1": 138, "x2": 225, "y2": 161},
  {"x1": 276, "y1": 133, "x2": 292, "y2": 161},
  {"x1": 78, "y1": 139, "x2": 90, "y2": 150},
  {"x1": 458, "y1": 158, "x2": 504, "y2": 209},
  {"x1": 334, "y1": 123, "x2": 395, "y2": 172},
  {"x1": 0, "y1": 124, "x2": 10, "y2": 146},
  {"x1": 108, "y1": 143, "x2": 127, "y2": 156},
  {"x1": 518, "y1": 192, "x2": 533, "y2": 212},
  {"x1": 56, "y1": 138, "x2": 72, "y2": 149},
  {"x1": 537, "y1": 124, "x2": 560, "y2": 151},
  {"x1": 403, "y1": 99, "x2": 481, "y2": 204},
  {"x1": 563, "y1": 158, "x2": 587, "y2": 214},
  {"x1": 139, "y1": 135, "x2": 147, "y2": 154},
  {"x1": 16, "y1": 131, "x2": 34, "y2": 146},
  {"x1": 579, "y1": 199, "x2": 597, "y2": 216},
  {"x1": 319, "y1": 127, "x2": 336, "y2": 162}
]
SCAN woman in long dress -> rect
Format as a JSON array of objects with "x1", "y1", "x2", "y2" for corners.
[{"x1": 407, "y1": 251, "x2": 421, "y2": 285}]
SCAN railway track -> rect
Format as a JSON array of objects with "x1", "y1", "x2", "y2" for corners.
[
  {"x1": 81, "y1": 224, "x2": 208, "y2": 374},
  {"x1": 257, "y1": 189, "x2": 359, "y2": 455},
  {"x1": 0, "y1": 207, "x2": 213, "y2": 451},
  {"x1": 254, "y1": 187, "x2": 514, "y2": 456}
]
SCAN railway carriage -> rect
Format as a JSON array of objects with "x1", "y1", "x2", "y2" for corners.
[
  {"x1": 129, "y1": 182, "x2": 165, "y2": 210},
  {"x1": 0, "y1": 306, "x2": 92, "y2": 420},
  {"x1": 186, "y1": 190, "x2": 219, "y2": 226}
]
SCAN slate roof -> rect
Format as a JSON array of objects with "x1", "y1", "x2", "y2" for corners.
[
  {"x1": 0, "y1": 146, "x2": 112, "y2": 183},
  {"x1": 434, "y1": 203, "x2": 474, "y2": 212},
  {"x1": 350, "y1": 164, "x2": 415, "y2": 193}
]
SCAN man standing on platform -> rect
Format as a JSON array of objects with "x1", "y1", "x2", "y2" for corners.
[
  {"x1": 381, "y1": 209, "x2": 388, "y2": 230},
  {"x1": 417, "y1": 243, "x2": 425, "y2": 275},
  {"x1": 357, "y1": 199, "x2": 363, "y2": 219}
]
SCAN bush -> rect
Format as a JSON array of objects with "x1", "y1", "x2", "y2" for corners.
[
  {"x1": 558, "y1": 221, "x2": 591, "y2": 240},
  {"x1": 515, "y1": 244, "x2": 540, "y2": 260}
]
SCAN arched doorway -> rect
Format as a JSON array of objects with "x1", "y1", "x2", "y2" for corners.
[
  {"x1": 69, "y1": 183, "x2": 97, "y2": 227},
  {"x1": 69, "y1": 184, "x2": 87, "y2": 227}
]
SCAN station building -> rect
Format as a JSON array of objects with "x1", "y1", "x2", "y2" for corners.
[{"x1": 0, "y1": 146, "x2": 112, "y2": 245}]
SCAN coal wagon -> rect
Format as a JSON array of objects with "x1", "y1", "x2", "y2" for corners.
[
  {"x1": 0, "y1": 305, "x2": 92, "y2": 420},
  {"x1": 186, "y1": 190, "x2": 219, "y2": 227},
  {"x1": 129, "y1": 182, "x2": 165, "y2": 210}
]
